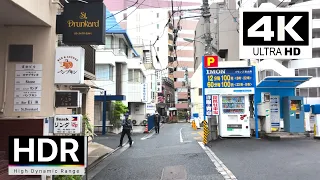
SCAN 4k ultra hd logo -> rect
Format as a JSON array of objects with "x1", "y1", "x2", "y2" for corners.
[
  {"x1": 239, "y1": 9, "x2": 312, "y2": 59},
  {"x1": 8, "y1": 136, "x2": 87, "y2": 175}
]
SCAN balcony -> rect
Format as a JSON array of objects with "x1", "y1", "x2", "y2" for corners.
[
  {"x1": 313, "y1": 38, "x2": 320, "y2": 49},
  {"x1": 178, "y1": 92, "x2": 188, "y2": 99},
  {"x1": 176, "y1": 103, "x2": 189, "y2": 109},
  {"x1": 313, "y1": 19, "x2": 320, "y2": 30}
]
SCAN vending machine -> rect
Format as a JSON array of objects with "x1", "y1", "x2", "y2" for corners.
[{"x1": 219, "y1": 94, "x2": 251, "y2": 137}]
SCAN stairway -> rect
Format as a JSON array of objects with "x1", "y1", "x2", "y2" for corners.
[{"x1": 0, "y1": 151, "x2": 39, "y2": 180}]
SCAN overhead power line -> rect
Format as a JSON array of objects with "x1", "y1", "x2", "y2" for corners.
[
  {"x1": 107, "y1": 0, "x2": 138, "y2": 19},
  {"x1": 106, "y1": 0, "x2": 147, "y2": 31}
]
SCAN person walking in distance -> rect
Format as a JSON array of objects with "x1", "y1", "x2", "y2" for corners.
[
  {"x1": 119, "y1": 113, "x2": 133, "y2": 147},
  {"x1": 154, "y1": 112, "x2": 161, "y2": 134}
]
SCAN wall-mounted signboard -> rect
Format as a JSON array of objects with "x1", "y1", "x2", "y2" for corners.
[
  {"x1": 58, "y1": 2, "x2": 106, "y2": 45},
  {"x1": 55, "y1": 90, "x2": 81, "y2": 108}
]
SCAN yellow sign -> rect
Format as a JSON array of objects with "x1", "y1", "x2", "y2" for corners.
[{"x1": 67, "y1": 12, "x2": 100, "y2": 28}]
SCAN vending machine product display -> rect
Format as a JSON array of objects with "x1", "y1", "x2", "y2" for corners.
[{"x1": 219, "y1": 95, "x2": 250, "y2": 137}]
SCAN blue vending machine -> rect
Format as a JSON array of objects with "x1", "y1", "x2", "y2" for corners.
[{"x1": 283, "y1": 96, "x2": 305, "y2": 133}]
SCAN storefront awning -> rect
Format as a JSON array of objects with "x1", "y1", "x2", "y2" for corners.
[{"x1": 257, "y1": 76, "x2": 312, "y2": 88}]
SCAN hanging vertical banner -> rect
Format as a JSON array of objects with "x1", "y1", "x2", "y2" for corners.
[
  {"x1": 205, "y1": 95, "x2": 212, "y2": 116},
  {"x1": 212, "y1": 95, "x2": 219, "y2": 115}
]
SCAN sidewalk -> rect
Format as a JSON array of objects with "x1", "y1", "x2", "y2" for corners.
[{"x1": 87, "y1": 126, "x2": 145, "y2": 168}]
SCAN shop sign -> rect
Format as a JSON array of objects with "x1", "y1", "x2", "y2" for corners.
[
  {"x1": 141, "y1": 83, "x2": 147, "y2": 102},
  {"x1": 54, "y1": 114, "x2": 82, "y2": 134},
  {"x1": 55, "y1": 91, "x2": 81, "y2": 108},
  {"x1": 55, "y1": 47, "x2": 85, "y2": 84},
  {"x1": 61, "y1": 2, "x2": 106, "y2": 45},
  {"x1": 14, "y1": 64, "x2": 42, "y2": 112}
]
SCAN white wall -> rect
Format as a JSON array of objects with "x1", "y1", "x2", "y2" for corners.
[
  {"x1": 95, "y1": 48, "x2": 146, "y2": 104},
  {"x1": 129, "y1": 102, "x2": 146, "y2": 124},
  {"x1": 125, "y1": 7, "x2": 170, "y2": 69}
]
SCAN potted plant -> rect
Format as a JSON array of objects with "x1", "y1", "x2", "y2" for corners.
[{"x1": 110, "y1": 101, "x2": 128, "y2": 129}]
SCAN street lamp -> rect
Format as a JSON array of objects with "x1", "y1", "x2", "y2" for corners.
[
  {"x1": 183, "y1": 38, "x2": 218, "y2": 55},
  {"x1": 183, "y1": 38, "x2": 205, "y2": 45}
]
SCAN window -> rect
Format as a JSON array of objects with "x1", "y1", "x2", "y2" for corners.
[
  {"x1": 198, "y1": 88, "x2": 202, "y2": 96},
  {"x1": 157, "y1": 13, "x2": 159, "y2": 18},
  {"x1": 309, "y1": 88, "x2": 318, "y2": 97},
  {"x1": 95, "y1": 64, "x2": 113, "y2": 81},
  {"x1": 266, "y1": 70, "x2": 272, "y2": 77},
  {"x1": 128, "y1": 69, "x2": 144, "y2": 83},
  {"x1": 308, "y1": 68, "x2": 317, "y2": 77},
  {"x1": 299, "y1": 88, "x2": 308, "y2": 97},
  {"x1": 295, "y1": 88, "x2": 300, "y2": 96},
  {"x1": 298, "y1": 69, "x2": 307, "y2": 76},
  {"x1": 157, "y1": 24, "x2": 159, "y2": 29},
  {"x1": 317, "y1": 68, "x2": 320, "y2": 77},
  {"x1": 105, "y1": 35, "x2": 113, "y2": 49},
  {"x1": 157, "y1": 47, "x2": 159, "y2": 51},
  {"x1": 295, "y1": 69, "x2": 299, "y2": 76}
]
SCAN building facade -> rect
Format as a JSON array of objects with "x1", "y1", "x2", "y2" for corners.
[
  {"x1": 103, "y1": 0, "x2": 202, "y2": 112},
  {"x1": 94, "y1": 8, "x2": 147, "y2": 133},
  {"x1": 0, "y1": 0, "x2": 102, "y2": 179}
]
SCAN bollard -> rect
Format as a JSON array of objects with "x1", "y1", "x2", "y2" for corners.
[{"x1": 203, "y1": 120, "x2": 209, "y2": 145}]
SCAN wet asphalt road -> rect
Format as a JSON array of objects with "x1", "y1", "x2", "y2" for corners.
[{"x1": 89, "y1": 123, "x2": 224, "y2": 180}]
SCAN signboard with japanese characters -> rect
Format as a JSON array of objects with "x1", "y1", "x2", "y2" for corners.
[
  {"x1": 55, "y1": 90, "x2": 81, "y2": 108},
  {"x1": 205, "y1": 95, "x2": 213, "y2": 116},
  {"x1": 205, "y1": 95, "x2": 220, "y2": 116},
  {"x1": 212, "y1": 95, "x2": 219, "y2": 115},
  {"x1": 141, "y1": 83, "x2": 147, "y2": 102},
  {"x1": 14, "y1": 64, "x2": 42, "y2": 112},
  {"x1": 54, "y1": 115, "x2": 82, "y2": 134},
  {"x1": 54, "y1": 47, "x2": 85, "y2": 84}
]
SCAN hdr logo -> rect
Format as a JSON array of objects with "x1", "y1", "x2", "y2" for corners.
[
  {"x1": 203, "y1": 56, "x2": 219, "y2": 68},
  {"x1": 8, "y1": 136, "x2": 87, "y2": 175},
  {"x1": 239, "y1": 8, "x2": 312, "y2": 59}
]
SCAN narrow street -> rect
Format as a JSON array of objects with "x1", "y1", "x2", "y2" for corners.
[{"x1": 88, "y1": 123, "x2": 224, "y2": 180}]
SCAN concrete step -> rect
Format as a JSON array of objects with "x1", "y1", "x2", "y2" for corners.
[{"x1": 264, "y1": 132, "x2": 309, "y2": 140}]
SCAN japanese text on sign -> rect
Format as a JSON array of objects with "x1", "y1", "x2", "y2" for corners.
[
  {"x1": 204, "y1": 68, "x2": 254, "y2": 89},
  {"x1": 54, "y1": 115, "x2": 82, "y2": 134}
]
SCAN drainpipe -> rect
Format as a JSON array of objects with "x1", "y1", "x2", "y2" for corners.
[{"x1": 1, "y1": 27, "x2": 8, "y2": 113}]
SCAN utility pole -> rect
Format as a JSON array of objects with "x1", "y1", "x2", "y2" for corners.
[
  {"x1": 202, "y1": 0, "x2": 213, "y2": 55},
  {"x1": 202, "y1": 0, "x2": 218, "y2": 142}
]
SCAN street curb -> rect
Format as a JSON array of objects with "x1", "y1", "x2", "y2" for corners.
[{"x1": 87, "y1": 141, "x2": 129, "y2": 171}]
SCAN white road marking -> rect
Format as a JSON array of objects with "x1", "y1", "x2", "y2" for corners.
[
  {"x1": 141, "y1": 131, "x2": 155, "y2": 140},
  {"x1": 198, "y1": 142, "x2": 237, "y2": 180},
  {"x1": 180, "y1": 127, "x2": 184, "y2": 143}
]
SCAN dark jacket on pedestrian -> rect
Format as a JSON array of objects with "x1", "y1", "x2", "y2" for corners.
[
  {"x1": 122, "y1": 118, "x2": 133, "y2": 130},
  {"x1": 154, "y1": 114, "x2": 161, "y2": 126}
]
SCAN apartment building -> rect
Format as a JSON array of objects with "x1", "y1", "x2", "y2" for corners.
[
  {"x1": 94, "y1": 8, "x2": 147, "y2": 132},
  {"x1": 253, "y1": 0, "x2": 320, "y2": 104},
  {"x1": 103, "y1": 0, "x2": 202, "y2": 113},
  {"x1": 0, "y1": 0, "x2": 105, "y2": 179},
  {"x1": 191, "y1": 0, "x2": 241, "y2": 116}
]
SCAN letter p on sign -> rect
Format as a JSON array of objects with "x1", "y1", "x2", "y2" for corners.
[{"x1": 204, "y1": 56, "x2": 218, "y2": 68}]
